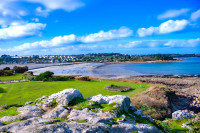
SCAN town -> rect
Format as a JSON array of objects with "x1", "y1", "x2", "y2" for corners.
[{"x1": 0, "y1": 53, "x2": 200, "y2": 64}]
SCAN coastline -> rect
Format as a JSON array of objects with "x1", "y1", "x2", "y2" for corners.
[
  {"x1": 105, "y1": 59, "x2": 184, "y2": 64},
  {"x1": 1, "y1": 58, "x2": 199, "y2": 78}
]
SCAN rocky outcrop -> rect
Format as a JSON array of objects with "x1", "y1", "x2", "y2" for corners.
[
  {"x1": 42, "y1": 106, "x2": 70, "y2": 119},
  {"x1": 129, "y1": 75, "x2": 200, "y2": 113},
  {"x1": 35, "y1": 89, "x2": 83, "y2": 110},
  {"x1": 0, "y1": 89, "x2": 161, "y2": 133},
  {"x1": 190, "y1": 97, "x2": 200, "y2": 112},
  {"x1": 17, "y1": 105, "x2": 44, "y2": 117},
  {"x1": 172, "y1": 110, "x2": 196, "y2": 120},
  {"x1": 0, "y1": 105, "x2": 43, "y2": 123},
  {"x1": 131, "y1": 85, "x2": 171, "y2": 120},
  {"x1": 87, "y1": 94, "x2": 131, "y2": 111}
]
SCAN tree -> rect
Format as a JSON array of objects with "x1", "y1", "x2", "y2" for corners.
[
  {"x1": 3, "y1": 67, "x2": 10, "y2": 70},
  {"x1": 13, "y1": 66, "x2": 28, "y2": 73},
  {"x1": 35, "y1": 71, "x2": 54, "y2": 81}
]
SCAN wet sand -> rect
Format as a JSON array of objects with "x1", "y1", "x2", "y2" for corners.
[{"x1": 28, "y1": 63, "x2": 145, "y2": 79}]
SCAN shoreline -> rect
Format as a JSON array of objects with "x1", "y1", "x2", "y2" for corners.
[
  {"x1": 1, "y1": 58, "x2": 198, "y2": 78},
  {"x1": 105, "y1": 59, "x2": 184, "y2": 64},
  {"x1": 0, "y1": 59, "x2": 184, "y2": 66}
]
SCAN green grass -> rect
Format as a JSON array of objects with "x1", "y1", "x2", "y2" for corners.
[
  {"x1": 69, "y1": 98, "x2": 119, "y2": 112},
  {"x1": 52, "y1": 99, "x2": 58, "y2": 108},
  {"x1": 0, "y1": 79, "x2": 148, "y2": 105},
  {"x1": 2, "y1": 119, "x2": 22, "y2": 125},
  {"x1": 167, "y1": 119, "x2": 189, "y2": 132},
  {"x1": 56, "y1": 118, "x2": 69, "y2": 122},
  {"x1": 155, "y1": 118, "x2": 190, "y2": 133},
  {"x1": 101, "y1": 102, "x2": 119, "y2": 112},
  {"x1": 76, "y1": 119, "x2": 88, "y2": 123},
  {"x1": 0, "y1": 107, "x2": 19, "y2": 118},
  {"x1": 0, "y1": 73, "x2": 23, "y2": 81}
]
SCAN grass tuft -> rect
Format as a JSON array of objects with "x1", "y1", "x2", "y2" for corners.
[
  {"x1": 51, "y1": 99, "x2": 58, "y2": 108},
  {"x1": 2, "y1": 119, "x2": 22, "y2": 125},
  {"x1": 0, "y1": 107, "x2": 19, "y2": 118},
  {"x1": 76, "y1": 119, "x2": 88, "y2": 123}
]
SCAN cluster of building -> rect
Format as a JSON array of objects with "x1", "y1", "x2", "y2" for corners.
[
  {"x1": 1, "y1": 54, "x2": 84, "y2": 64},
  {"x1": 1, "y1": 53, "x2": 199, "y2": 64},
  {"x1": 0, "y1": 53, "x2": 131, "y2": 64}
]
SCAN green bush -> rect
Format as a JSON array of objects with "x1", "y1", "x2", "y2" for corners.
[
  {"x1": 23, "y1": 71, "x2": 35, "y2": 81},
  {"x1": 3, "y1": 67, "x2": 10, "y2": 70},
  {"x1": 54, "y1": 76, "x2": 70, "y2": 81},
  {"x1": 35, "y1": 71, "x2": 54, "y2": 81},
  {"x1": 77, "y1": 76, "x2": 91, "y2": 81},
  {"x1": 13, "y1": 66, "x2": 28, "y2": 73},
  {"x1": 67, "y1": 76, "x2": 75, "y2": 79},
  {"x1": 0, "y1": 87, "x2": 6, "y2": 93},
  {"x1": 0, "y1": 70, "x2": 13, "y2": 76}
]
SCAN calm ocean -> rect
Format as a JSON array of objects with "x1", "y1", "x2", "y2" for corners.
[{"x1": 120, "y1": 57, "x2": 200, "y2": 75}]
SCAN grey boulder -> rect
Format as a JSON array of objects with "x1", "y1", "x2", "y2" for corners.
[
  {"x1": 87, "y1": 94, "x2": 131, "y2": 111},
  {"x1": 36, "y1": 89, "x2": 83, "y2": 110},
  {"x1": 172, "y1": 110, "x2": 195, "y2": 120}
]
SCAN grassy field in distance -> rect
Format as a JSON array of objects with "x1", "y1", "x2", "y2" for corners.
[
  {"x1": 0, "y1": 74, "x2": 23, "y2": 81},
  {"x1": 0, "y1": 78, "x2": 148, "y2": 105}
]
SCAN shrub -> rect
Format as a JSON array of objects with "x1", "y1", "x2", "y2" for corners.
[
  {"x1": 51, "y1": 99, "x2": 58, "y2": 108},
  {"x1": 77, "y1": 76, "x2": 91, "y2": 81},
  {"x1": 35, "y1": 71, "x2": 54, "y2": 81},
  {"x1": 132, "y1": 85, "x2": 171, "y2": 120},
  {"x1": 0, "y1": 70, "x2": 13, "y2": 76},
  {"x1": 3, "y1": 67, "x2": 10, "y2": 70},
  {"x1": 54, "y1": 76, "x2": 70, "y2": 81},
  {"x1": 67, "y1": 76, "x2": 75, "y2": 79},
  {"x1": 0, "y1": 87, "x2": 6, "y2": 93},
  {"x1": 23, "y1": 71, "x2": 35, "y2": 81},
  {"x1": 13, "y1": 66, "x2": 28, "y2": 73}
]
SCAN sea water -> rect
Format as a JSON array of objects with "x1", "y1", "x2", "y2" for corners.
[{"x1": 120, "y1": 57, "x2": 200, "y2": 75}]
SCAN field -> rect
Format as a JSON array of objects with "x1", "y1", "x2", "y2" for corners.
[
  {"x1": 0, "y1": 74, "x2": 23, "y2": 81},
  {"x1": 0, "y1": 77, "x2": 148, "y2": 105}
]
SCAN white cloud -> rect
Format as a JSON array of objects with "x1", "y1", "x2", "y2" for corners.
[
  {"x1": 35, "y1": 7, "x2": 49, "y2": 17},
  {"x1": 158, "y1": 8, "x2": 189, "y2": 20},
  {"x1": 191, "y1": 9, "x2": 200, "y2": 21},
  {"x1": 1, "y1": 38, "x2": 200, "y2": 55},
  {"x1": 0, "y1": 0, "x2": 85, "y2": 26},
  {"x1": 0, "y1": 0, "x2": 28, "y2": 18},
  {"x1": 27, "y1": 0, "x2": 84, "y2": 14},
  {"x1": 164, "y1": 38, "x2": 200, "y2": 47},
  {"x1": 0, "y1": 0, "x2": 28, "y2": 27},
  {"x1": 118, "y1": 41, "x2": 142, "y2": 48},
  {"x1": 119, "y1": 38, "x2": 200, "y2": 48},
  {"x1": 31, "y1": 18, "x2": 39, "y2": 22},
  {"x1": 78, "y1": 27, "x2": 133, "y2": 43},
  {"x1": 137, "y1": 19, "x2": 189, "y2": 37},
  {"x1": 159, "y1": 19, "x2": 189, "y2": 34},
  {"x1": 0, "y1": 23, "x2": 46, "y2": 40},
  {"x1": 1, "y1": 27, "x2": 133, "y2": 52},
  {"x1": 10, "y1": 34, "x2": 76, "y2": 52}
]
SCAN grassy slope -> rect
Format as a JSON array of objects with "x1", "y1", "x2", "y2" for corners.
[
  {"x1": 0, "y1": 74, "x2": 23, "y2": 81},
  {"x1": 0, "y1": 79, "x2": 148, "y2": 105}
]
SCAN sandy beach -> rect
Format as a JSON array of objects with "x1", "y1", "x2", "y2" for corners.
[
  {"x1": 1, "y1": 58, "x2": 199, "y2": 78},
  {"x1": 27, "y1": 63, "x2": 144, "y2": 79}
]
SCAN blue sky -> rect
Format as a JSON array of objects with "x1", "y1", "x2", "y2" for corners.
[{"x1": 0, "y1": 0, "x2": 200, "y2": 55}]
